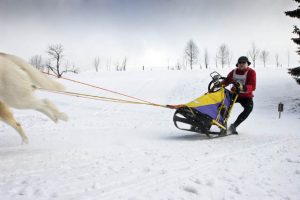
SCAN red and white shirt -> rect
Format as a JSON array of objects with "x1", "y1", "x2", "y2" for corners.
[{"x1": 222, "y1": 67, "x2": 256, "y2": 98}]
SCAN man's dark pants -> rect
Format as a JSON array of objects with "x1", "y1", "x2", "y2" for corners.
[{"x1": 233, "y1": 97, "x2": 253, "y2": 127}]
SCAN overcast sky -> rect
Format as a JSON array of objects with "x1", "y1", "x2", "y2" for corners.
[{"x1": 0, "y1": 0, "x2": 299, "y2": 70}]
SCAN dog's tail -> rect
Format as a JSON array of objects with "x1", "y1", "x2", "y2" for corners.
[{"x1": 1, "y1": 53, "x2": 65, "y2": 91}]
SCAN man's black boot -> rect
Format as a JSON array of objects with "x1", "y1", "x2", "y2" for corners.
[{"x1": 229, "y1": 124, "x2": 238, "y2": 134}]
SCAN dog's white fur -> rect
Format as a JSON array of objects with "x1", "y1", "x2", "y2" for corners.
[{"x1": 0, "y1": 52, "x2": 68, "y2": 143}]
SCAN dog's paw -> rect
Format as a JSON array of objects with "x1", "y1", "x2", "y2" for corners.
[
  {"x1": 58, "y1": 112, "x2": 68, "y2": 122},
  {"x1": 22, "y1": 137, "x2": 29, "y2": 144}
]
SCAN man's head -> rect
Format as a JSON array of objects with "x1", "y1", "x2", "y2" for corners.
[{"x1": 236, "y1": 56, "x2": 251, "y2": 70}]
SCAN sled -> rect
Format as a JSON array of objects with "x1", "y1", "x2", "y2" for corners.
[{"x1": 171, "y1": 72, "x2": 239, "y2": 138}]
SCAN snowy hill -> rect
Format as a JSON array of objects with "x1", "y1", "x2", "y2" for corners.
[{"x1": 0, "y1": 67, "x2": 300, "y2": 200}]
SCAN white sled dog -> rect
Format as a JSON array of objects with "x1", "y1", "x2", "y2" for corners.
[{"x1": 0, "y1": 52, "x2": 68, "y2": 143}]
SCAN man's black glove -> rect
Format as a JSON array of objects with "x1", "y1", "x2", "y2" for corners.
[{"x1": 233, "y1": 81, "x2": 246, "y2": 93}]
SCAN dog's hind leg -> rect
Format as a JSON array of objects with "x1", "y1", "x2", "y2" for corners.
[
  {"x1": 34, "y1": 99, "x2": 68, "y2": 123},
  {"x1": 0, "y1": 101, "x2": 29, "y2": 144},
  {"x1": 4, "y1": 87, "x2": 68, "y2": 123}
]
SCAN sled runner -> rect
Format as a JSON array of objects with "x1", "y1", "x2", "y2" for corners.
[{"x1": 169, "y1": 72, "x2": 239, "y2": 138}]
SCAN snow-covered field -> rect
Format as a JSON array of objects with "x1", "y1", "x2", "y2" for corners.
[{"x1": 0, "y1": 67, "x2": 300, "y2": 200}]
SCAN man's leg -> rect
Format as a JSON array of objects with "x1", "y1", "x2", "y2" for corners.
[
  {"x1": 229, "y1": 98, "x2": 253, "y2": 134},
  {"x1": 234, "y1": 98, "x2": 254, "y2": 127}
]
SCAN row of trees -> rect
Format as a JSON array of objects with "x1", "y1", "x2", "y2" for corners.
[
  {"x1": 184, "y1": 40, "x2": 286, "y2": 70},
  {"x1": 93, "y1": 56, "x2": 127, "y2": 72},
  {"x1": 30, "y1": 42, "x2": 288, "y2": 76},
  {"x1": 30, "y1": 43, "x2": 128, "y2": 77}
]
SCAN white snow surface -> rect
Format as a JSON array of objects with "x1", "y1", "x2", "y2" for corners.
[{"x1": 0, "y1": 67, "x2": 300, "y2": 200}]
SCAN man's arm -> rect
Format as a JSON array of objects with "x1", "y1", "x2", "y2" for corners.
[
  {"x1": 245, "y1": 70, "x2": 256, "y2": 92},
  {"x1": 221, "y1": 70, "x2": 234, "y2": 86}
]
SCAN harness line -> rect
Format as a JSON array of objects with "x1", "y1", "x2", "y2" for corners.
[
  {"x1": 37, "y1": 87, "x2": 168, "y2": 108},
  {"x1": 43, "y1": 72, "x2": 158, "y2": 105}
]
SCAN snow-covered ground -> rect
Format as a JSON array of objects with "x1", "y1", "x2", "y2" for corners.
[{"x1": 0, "y1": 67, "x2": 300, "y2": 200}]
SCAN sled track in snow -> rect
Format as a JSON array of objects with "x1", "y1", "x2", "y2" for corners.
[{"x1": 60, "y1": 136, "x2": 300, "y2": 199}]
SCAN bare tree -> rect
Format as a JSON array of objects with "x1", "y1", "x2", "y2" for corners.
[
  {"x1": 248, "y1": 43, "x2": 260, "y2": 68},
  {"x1": 45, "y1": 59, "x2": 51, "y2": 74},
  {"x1": 184, "y1": 39, "x2": 199, "y2": 70},
  {"x1": 217, "y1": 44, "x2": 230, "y2": 68},
  {"x1": 114, "y1": 60, "x2": 120, "y2": 71},
  {"x1": 182, "y1": 56, "x2": 188, "y2": 70},
  {"x1": 46, "y1": 44, "x2": 78, "y2": 76},
  {"x1": 29, "y1": 55, "x2": 44, "y2": 71},
  {"x1": 46, "y1": 44, "x2": 65, "y2": 77},
  {"x1": 275, "y1": 54, "x2": 280, "y2": 67},
  {"x1": 260, "y1": 50, "x2": 269, "y2": 67},
  {"x1": 113, "y1": 57, "x2": 127, "y2": 71},
  {"x1": 122, "y1": 57, "x2": 127, "y2": 71},
  {"x1": 94, "y1": 57, "x2": 100, "y2": 72},
  {"x1": 175, "y1": 60, "x2": 182, "y2": 70},
  {"x1": 198, "y1": 56, "x2": 202, "y2": 69},
  {"x1": 204, "y1": 48, "x2": 209, "y2": 69},
  {"x1": 106, "y1": 57, "x2": 111, "y2": 71},
  {"x1": 215, "y1": 54, "x2": 218, "y2": 68},
  {"x1": 64, "y1": 60, "x2": 79, "y2": 74},
  {"x1": 227, "y1": 51, "x2": 233, "y2": 68},
  {"x1": 70, "y1": 63, "x2": 79, "y2": 73}
]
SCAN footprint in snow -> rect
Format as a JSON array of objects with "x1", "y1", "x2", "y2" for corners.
[
  {"x1": 206, "y1": 179, "x2": 215, "y2": 187},
  {"x1": 286, "y1": 158, "x2": 300, "y2": 163},
  {"x1": 230, "y1": 185, "x2": 242, "y2": 195},
  {"x1": 193, "y1": 178, "x2": 202, "y2": 185},
  {"x1": 18, "y1": 186, "x2": 34, "y2": 196},
  {"x1": 143, "y1": 167, "x2": 150, "y2": 173},
  {"x1": 183, "y1": 186, "x2": 198, "y2": 195},
  {"x1": 92, "y1": 183, "x2": 101, "y2": 189}
]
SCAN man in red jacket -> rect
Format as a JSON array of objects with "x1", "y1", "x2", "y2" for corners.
[{"x1": 222, "y1": 56, "x2": 256, "y2": 134}]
